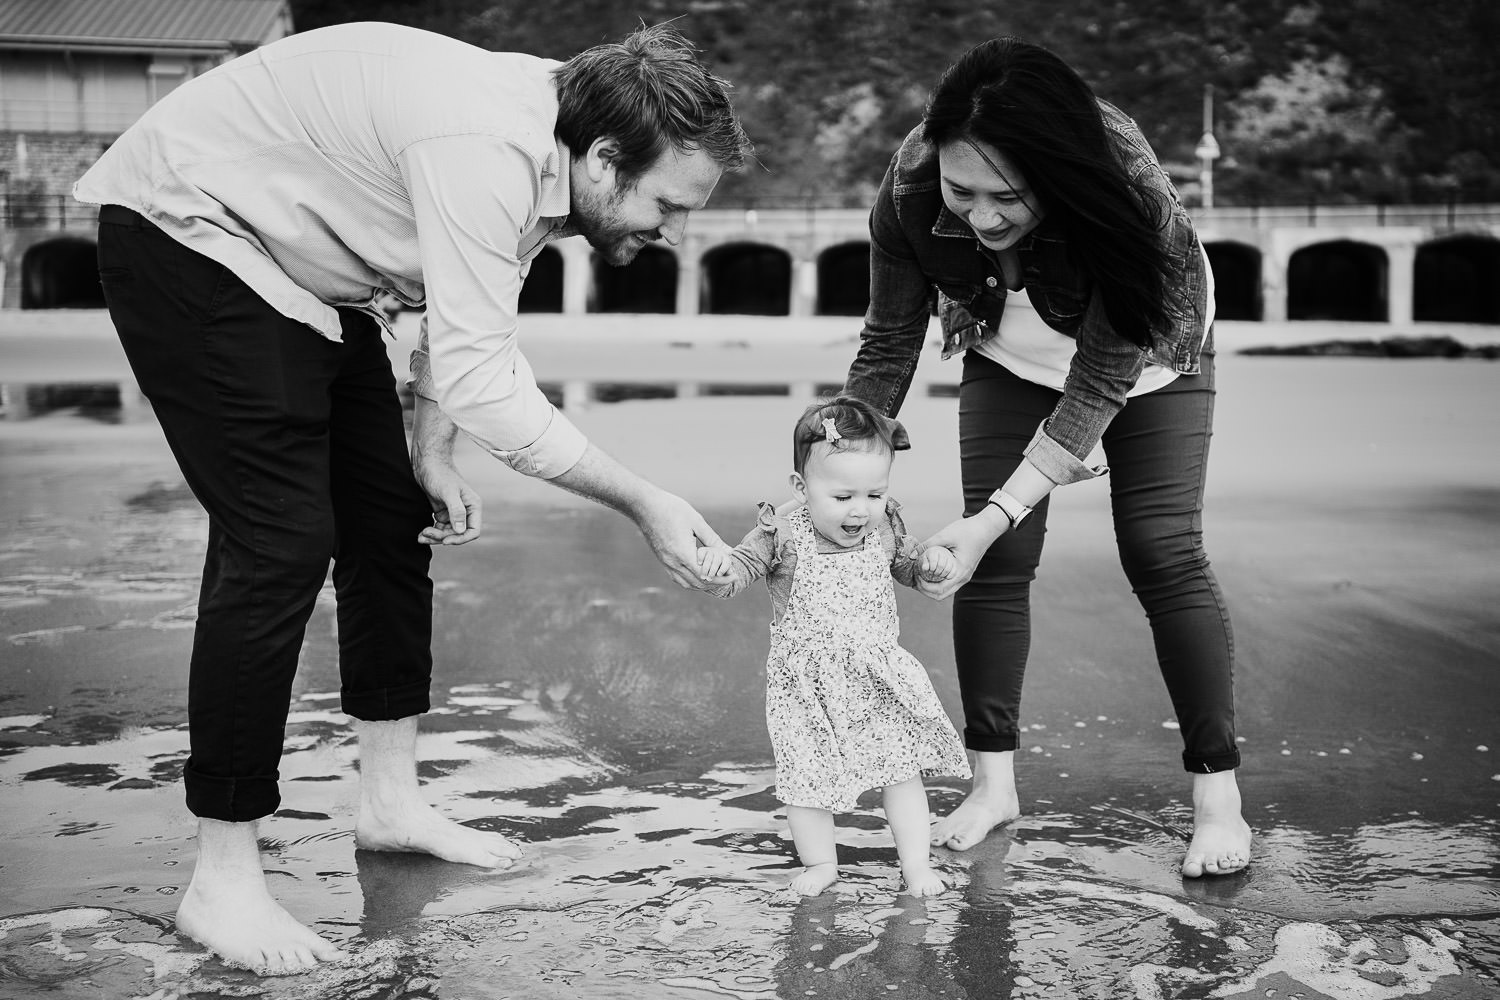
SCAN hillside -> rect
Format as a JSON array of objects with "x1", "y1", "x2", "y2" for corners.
[{"x1": 291, "y1": 0, "x2": 1500, "y2": 208}]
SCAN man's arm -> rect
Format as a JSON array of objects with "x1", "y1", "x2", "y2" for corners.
[{"x1": 546, "y1": 443, "x2": 725, "y2": 590}]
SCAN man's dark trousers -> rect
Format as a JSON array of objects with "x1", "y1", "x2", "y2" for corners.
[{"x1": 97, "y1": 206, "x2": 434, "y2": 822}]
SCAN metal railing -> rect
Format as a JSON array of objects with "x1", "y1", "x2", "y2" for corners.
[
  {"x1": 3, "y1": 192, "x2": 1499, "y2": 234},
  {"x1": 1, "y1": 193, "x2": 101, "y2": 230}
]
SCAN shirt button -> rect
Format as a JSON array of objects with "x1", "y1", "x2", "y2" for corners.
[{"x1": 986, "y1": 276, "x2": 998, "y2": 287}]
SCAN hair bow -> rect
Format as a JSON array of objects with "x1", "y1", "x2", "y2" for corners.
[{"x1": 821, "y1": 417, "x2": 842, "y2": 443}]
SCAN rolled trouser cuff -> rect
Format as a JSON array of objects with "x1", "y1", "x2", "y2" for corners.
[
  {"x1": 1183, "y1": 747, "x2": 1241, "y2": 773},
  {"x1": 964, "y1": 729, "x2": 1020, "y2": 753},
  {"x1": 341, "y1": 677, "x2": 431, "y2": 722},
  {"x1": 184, "y1": 762, "x2": 280, "y2": 822}
]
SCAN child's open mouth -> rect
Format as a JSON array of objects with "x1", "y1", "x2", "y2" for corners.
[{"x1": 841, "y1": 524, "x2": 864, "y2": 537}]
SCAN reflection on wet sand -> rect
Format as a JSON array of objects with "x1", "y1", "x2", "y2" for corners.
[{"x1": 2, "y1": 373, "x2": 1498, "y2": 998}]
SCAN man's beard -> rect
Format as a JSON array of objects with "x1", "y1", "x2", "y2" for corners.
[
  {"x1": 588, "y1": 230, "x2": 647, "y2": 267},
  {"x1": 573, "y1": 188, "x2": 650, "y2": 266}
]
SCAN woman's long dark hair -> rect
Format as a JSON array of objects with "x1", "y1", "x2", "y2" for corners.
[{"x1": 922, "y1": 37, "x2": 1175, "y2": 348}]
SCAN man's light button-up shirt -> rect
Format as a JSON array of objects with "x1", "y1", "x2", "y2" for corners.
[{"x1": 74, "y1": 22, "x2": 588, "y2": 480}]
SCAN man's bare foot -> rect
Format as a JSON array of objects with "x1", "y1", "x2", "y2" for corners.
[
  {"x1": 931, "y1": 750, "x2": 1019, "y2": 851},
  {"x1": 353, "y1": 716, "x2": 522, "y2": 869},
  {"x1": 356, "y1": 794, "x2": 521, "y2": 868},
  {"x1": 177, "y1": 819, "x2": 347, "y2": 976},
  {"x1": 789, "y1": 862, "x2": 839, "y2": 896},
  {"x1": 1181, "y1": 770, "x2": 1252, "y2": 878},
  {"x1": 901, "y1": 864, "x2": 947, "y2": 897}
]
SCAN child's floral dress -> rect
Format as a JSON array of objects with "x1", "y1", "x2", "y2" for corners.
[{"x1": 712, "y1": 501, "x2": 970, "y2": 811}]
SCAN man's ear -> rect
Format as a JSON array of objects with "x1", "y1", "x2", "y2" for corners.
[
  {"x1": 788, "y1": 471, "x2": 807, "y2": 502},
  {"x1": 584, "y1": 137, "x2": 621, "y2": 184}
]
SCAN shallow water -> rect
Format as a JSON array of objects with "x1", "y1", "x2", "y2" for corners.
[{"x1": 1, "y1": 377, "x2": 1498, "y2": 999}]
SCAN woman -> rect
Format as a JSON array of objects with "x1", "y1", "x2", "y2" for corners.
[{"x1": 842, "y1": 37, "x2": 1251, "y2": 877}]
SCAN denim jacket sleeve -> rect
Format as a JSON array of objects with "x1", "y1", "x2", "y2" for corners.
[
  {"x1": 1029, "y1": 107, "x2": 1207, "y2": 483},
  {"x1": 841, "y1": 158, "x2": 932, "y2": 417},
  {"x1": 1028, "y1": 291, "x2": 1148, "y2": 483}
]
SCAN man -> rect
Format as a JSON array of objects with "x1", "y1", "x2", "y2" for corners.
[{"x1": 74, "y1": 21, "x2": 750, "y2": 975}]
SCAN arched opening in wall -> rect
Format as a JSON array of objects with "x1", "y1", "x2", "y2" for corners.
[
  {"x1": 1287, "y1": 241, "x2": 1387, "y2": 321},
  {"x1": 517, "y1": 246, "x2": 563, "y2": 313},
  {"x1": 21, "y1": 238, "x2": 105, "y2": 309},
  {"x1": 592, "y1": 245, "x2": 678, "y2": 313},
  {"x1": 702, "y1": 242, "x2": 791, "y2": 315},
  {"x1": 816, "y1": 242, "x2": 871, "y2": 316},
  {"x1": 1414, "y1": 236, "x2": 1500, "y2": 324},
  {"x1": 1203, "y1": 241, "x2": 1261, "y2": 321}
]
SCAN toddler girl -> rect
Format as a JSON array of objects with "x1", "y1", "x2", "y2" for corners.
[{"x1": 699, "y1": 396, "x2": 970, "y2": 896}]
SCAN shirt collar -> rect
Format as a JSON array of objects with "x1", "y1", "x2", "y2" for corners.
[
  {"x1": 539, "y1": 135, "x2": 572, "y2": 225},
  {"x1": 932, "y1": 205, "x2": 971, "y2": 239}
]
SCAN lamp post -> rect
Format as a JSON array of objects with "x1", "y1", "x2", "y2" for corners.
[{"x1": 1195, "y1": 83, "x2": 1220, "y2": 210}]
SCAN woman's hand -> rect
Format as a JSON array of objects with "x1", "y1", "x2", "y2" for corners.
[{"x1": 915, "y1": 508, "x2": 1007, "y2": 600}]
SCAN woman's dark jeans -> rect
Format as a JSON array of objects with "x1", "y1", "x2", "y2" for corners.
[
  {"x1": 97, "y1": 208, "x2": 434, "y2": 821},
  {"x1": 953, "y1": 349, "x2": 1239, "y2": 773}
]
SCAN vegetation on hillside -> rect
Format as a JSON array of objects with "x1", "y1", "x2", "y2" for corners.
[{"x1": 290, "y1": 0, "x2": 1500, "y2": 207}]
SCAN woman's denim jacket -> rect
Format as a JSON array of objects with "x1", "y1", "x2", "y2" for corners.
[{"x1": 842, "y1": 101, "x2": 1211, "y2": 485}]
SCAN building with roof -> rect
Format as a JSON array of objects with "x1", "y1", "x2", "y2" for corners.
[{"x1": 0, "y1": 0, "x2": 291, "y2": 306}]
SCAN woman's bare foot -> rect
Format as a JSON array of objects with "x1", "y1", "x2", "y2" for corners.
[
  {"x1": 353, "y1": 716, "x2": 522, "y2": 869},
  {"x1": 176, "y1": 819, "x2": 347, "y2": 976},
  {"x1": 789, "y1": 862, "x2": 840, "y2": 896},
  {"x1": 901, "y1": 864, "x2": 948, "y2": 897},
  {"x1": 1181, "y1": 770, "x2": 1252, "y2": 878},
  {"x1": 930, "y1": 750, "x2": 1020, "y2": 851}
]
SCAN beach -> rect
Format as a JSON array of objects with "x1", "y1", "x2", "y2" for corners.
[{"x1": 0, "y1": 314, "x2": 1497, "y2": 999}]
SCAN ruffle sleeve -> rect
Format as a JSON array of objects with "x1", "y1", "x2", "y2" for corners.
[{"x1": 882, "y1": 495, "x2": 925, "y2": 587}]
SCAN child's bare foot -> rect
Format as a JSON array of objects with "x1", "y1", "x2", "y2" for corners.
[
  {"x1": 356, "y1": 794, "x2": 521, "y2": 868},
  {"x1": 789, "y1": 862, "x2": 839, "y2": 896},
  {"x1": 177, "y1": 820, "x2": 347, "y2": 976},
  {"x1": 931, "y1": 751, "x2": 1019, "y2": 851},
  {"x1": 1181, "y1": 770, "x2": 1252, "y2": 878},
  {"x1": 901, "y1": 864, "x2": 947, "y2": 897}
]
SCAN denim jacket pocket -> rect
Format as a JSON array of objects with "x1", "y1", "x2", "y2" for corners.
[
  {"x1": 936, "y1": 286, "x2": 1009, "y2": 358},
  {"x1": 1031, "y1": 283, "x2": 1086, "y2": 327}
]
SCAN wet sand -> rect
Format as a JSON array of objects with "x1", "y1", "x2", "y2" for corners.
[{"x1": 1, "y1": 320, "x2": 1497, "y2": 998}]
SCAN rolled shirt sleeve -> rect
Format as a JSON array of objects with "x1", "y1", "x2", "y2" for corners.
[{"x1": 400, "y1": 134, "x2": 587, "y2": 479}]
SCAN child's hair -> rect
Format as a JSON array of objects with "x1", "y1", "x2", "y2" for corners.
[{"x1": 792, "y1": 396, "x2": 910, "y2": 475}]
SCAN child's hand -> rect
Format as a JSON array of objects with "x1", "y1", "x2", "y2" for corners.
[
  {"x1": 918, "y1": 545, "x2": 957, "y2": 584},
  {"x1": 697, "y1": 544, "x2": 735, "y2": 581}
]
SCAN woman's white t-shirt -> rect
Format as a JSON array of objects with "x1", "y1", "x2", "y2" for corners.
[{"x1": 974, "y1": 244, "x2": 1216, "y2": 396}]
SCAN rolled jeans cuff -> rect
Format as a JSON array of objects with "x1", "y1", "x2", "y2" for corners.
[
  {"x1": 341, "y1": 677, "x2": 432, "y2": 722},
  {"x1": 964, "y1": 729, "x2": 1019, "y2": 753},
  {"x1": 1024, "y1": 424, "x2": 1107, "y2": 485},
  {"x1": 184, "y1": 763, "x2": 280, "y2": 823},
  {"x1": 1183, "y1": 747, "x2": 1241, "y2": 773}
]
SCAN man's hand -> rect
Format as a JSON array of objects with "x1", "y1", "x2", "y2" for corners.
[
  {"x1": 632, "y1": 489, "x2": 726, "y2": 590},
  {"x1": 411, "y1": 395, "x2": 482, "y2": 545},
  {"x1": 414, "y1": 460, "x2": 483, "y2": 545}
]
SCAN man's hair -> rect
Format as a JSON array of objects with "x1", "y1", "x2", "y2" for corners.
[
  {"x1": 553, "y1": 23, "x2": 751, "y2": 186},
  {"x1": 792, "y1": 396, "x2": 910, "y2": 476}
]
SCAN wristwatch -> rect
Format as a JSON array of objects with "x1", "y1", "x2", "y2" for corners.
[{"x1": 986, "y1": 488, "x2": 1033, "y2": 532}]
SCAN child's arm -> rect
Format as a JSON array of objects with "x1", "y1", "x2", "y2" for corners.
[
  {"x1": 700, "y1": 503, "x2": 783, "y2": 598},
  {"x1": 885, "y1": 499, "x2": 954, "y2": 588}
]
